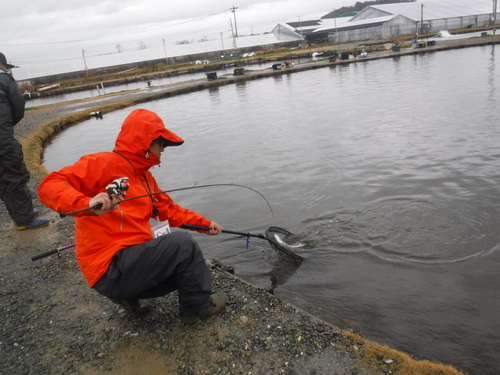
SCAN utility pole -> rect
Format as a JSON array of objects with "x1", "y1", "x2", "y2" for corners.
[
  {"x1": 162, "y1": 39, "x2": 168, "y2": 64},
  {"x1": 82, "y1": 49, "x2": 88, "y2": 79},
  {"x1": 493, "y1": 0, "x2": 498, "y2": 35},
  {"x1": 333, "y1": 9, "x2": 339, "y2": 43},
  {"x1": 230, "y1": 5, "x2": 239, "y2": 37},
  {"x1": 420, "y1": 4, "x2": 424, "y2": 35},
  {"x1": 220, "y1": 32, "x2": 225, "y2": 58},
  {"x1": 230, "y1": 19, "x2": 237, "y2": 48},
  {"x1": 298, "y1": 15, "x2": 303, "y2": 39}
]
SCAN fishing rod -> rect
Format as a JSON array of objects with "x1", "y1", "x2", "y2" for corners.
[
  {"x1": 31, "y1": 218, "x2": 306, "y2": 262},
  {"x1": 31, "y1": 243, "x2": 76, "y2": 261},
  {"x1": 33, "y1": 181, "x2": 276, "y2": 261},
  {"x1": 59, "y1": 180, "x2": 274, "y2": 218},
  {"x1": 14, "y1": 132, "x2": 37, "y2": 143}
]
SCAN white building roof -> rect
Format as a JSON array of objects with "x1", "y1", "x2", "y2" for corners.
[
  {"x1": 311, "y1": 18, "x2": 353, "y2": 33},
  {"x1": 315, "y1": 15, "x2": 396, "y2": 33},
  {"x1": 355, "y1": 1, "x2": 494, "y2": 22}
]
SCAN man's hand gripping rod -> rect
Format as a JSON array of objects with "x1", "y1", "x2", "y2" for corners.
[{"x1": 59, "y1": 177, "x2": 129, "y2": 218}]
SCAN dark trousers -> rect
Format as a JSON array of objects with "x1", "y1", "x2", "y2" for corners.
[
  {"x1": 93, "y1": 231, "x2": 212, "y2": 317},
  {"x1": 0, "y1": 137, "x2": 35, "y2": 225}
]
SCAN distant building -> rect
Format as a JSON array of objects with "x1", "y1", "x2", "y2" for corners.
[{"x1": 282, "y1": 1, "x2": 498, "y2": 44}]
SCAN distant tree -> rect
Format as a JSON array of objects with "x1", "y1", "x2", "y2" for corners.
[
  {"x1": 116, "y1": 44, "x2": 124, "y2": 53},
  {"x1": 138, "y1": 41, "x2": 147, "y2": 50},
  {"x1": 354, "y1": 1, "x2": 364, "y2": 12},
  {"x1": 322, "y1": 0, "x2": 416, "y2": 19}
]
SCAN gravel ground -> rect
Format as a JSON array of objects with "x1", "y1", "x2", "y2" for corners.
[
  {"x1": 4, "y1": 36, "x2": 497, "y2": 374},
  {"x1": 1, "y1": 241, "x2": 372, "y2": 375},
  {"x1": 0, "y1": 201, "x2": 375, "y2": 375},
  {"x1": 1, "y1": 89, "x2": 381, "y2": 375}
]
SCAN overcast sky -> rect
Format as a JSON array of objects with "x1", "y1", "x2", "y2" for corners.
[
  {"x1": 1, "y1": 0, "x2": 476, "y2": 66},
  {"x1": 1, "y1": 0, "x2": 357, "y2": 65}
]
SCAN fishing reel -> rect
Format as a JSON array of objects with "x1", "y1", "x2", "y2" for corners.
[{"x1": 106, "y1": 177, "x2": 130, "y2": 197}]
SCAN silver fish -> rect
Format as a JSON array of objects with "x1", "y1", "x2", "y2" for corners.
[{"x1": 274, "y1": 234, "x2": 304, "y2": 249}]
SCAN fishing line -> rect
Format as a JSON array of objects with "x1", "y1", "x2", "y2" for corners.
[
  {"x1": 167, "y1": 182, "x2": 275, "y2": 218},
  {"x1": 60, "y1": 182, "x2": 275, "y2": 218}
]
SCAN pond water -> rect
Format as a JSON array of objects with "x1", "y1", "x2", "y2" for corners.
[
  {"x1": 43, "y1": 44, "x2": 500, "y2": 375},
  {"x1": 25, "y1": 57, "x2": 312, "y2": 107}
]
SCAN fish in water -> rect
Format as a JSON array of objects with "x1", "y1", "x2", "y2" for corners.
[{"x1": 274, "y1": 234, "x2": 304, "y2": 249}]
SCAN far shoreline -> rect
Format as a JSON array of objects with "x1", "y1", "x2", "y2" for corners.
[{"x1": 22, "y1": 31, "x2": 500, "y2": 104}]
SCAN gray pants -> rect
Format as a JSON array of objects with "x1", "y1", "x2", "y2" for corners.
[
  {"x1": 93, "y1": 231, "x2": 212, "y2": 317},
  {"x1": 0, "y1": 137, "x2": 35, "y2": 225}
]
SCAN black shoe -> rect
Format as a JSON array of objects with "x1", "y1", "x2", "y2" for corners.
[
  {"x1": 108, "y1": 297, "x2": 152, "y2": 315},
  {"x1": 180, "y1": 293, "x2": 227, "y2": 324}
]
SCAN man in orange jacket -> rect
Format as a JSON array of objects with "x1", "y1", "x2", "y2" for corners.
[{"x1": 38, "y1": 109, "x2": 226, "y2": 324}]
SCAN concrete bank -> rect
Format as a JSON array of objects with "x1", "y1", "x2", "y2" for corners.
[{"x1": 3, "y1": 36, "x2": 492, "y2": 375}]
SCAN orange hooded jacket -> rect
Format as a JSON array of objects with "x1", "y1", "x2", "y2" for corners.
[{"x1": 38, "y1": 109, "x2": 212, "y2": 287}]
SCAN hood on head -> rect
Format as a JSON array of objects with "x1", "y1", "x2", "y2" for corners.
[{"x1": 114, "y1": 109, "x2": 184, "y2": 156}]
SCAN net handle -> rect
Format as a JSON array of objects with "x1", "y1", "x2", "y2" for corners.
[
  {"x1": 181, "y1": 224, "x2": 266, "y2": 239},
  {"x1": 181, "y1": 224, "x2": 303, "y2": 260}
]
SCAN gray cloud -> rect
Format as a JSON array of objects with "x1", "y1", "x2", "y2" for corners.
[{"x1": 1, "y1": 0, "x2": 350, "y2": 62}]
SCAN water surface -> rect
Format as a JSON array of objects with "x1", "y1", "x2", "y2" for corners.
[{"x1": 44, "y1": 45, "x2": 500, "y2": 375}]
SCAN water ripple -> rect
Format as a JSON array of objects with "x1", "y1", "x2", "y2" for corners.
[{"x1": 304, "y1": 197, "x2": 500, "y2": 265}]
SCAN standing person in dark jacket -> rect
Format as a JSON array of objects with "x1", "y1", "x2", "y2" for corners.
[{"x1": 0, "y1": 52, "x2": 49, "y2": 230}]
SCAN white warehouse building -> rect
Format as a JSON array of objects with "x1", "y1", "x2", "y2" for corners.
[{"x1": 284, "y1": 1, "x2": 499, "y2": 44}]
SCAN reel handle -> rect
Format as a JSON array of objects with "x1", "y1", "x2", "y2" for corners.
[{"x1": 59, "y1": 203, "x2": 102, "y2": 218}]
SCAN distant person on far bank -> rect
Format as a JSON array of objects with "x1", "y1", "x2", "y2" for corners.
[{"x1": 0, "y1": 52, "x2": 49, "y2": 230}]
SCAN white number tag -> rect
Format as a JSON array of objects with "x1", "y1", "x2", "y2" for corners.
[{"x1": 153, "y1": 220, "x2": 171, "y2": 238}]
